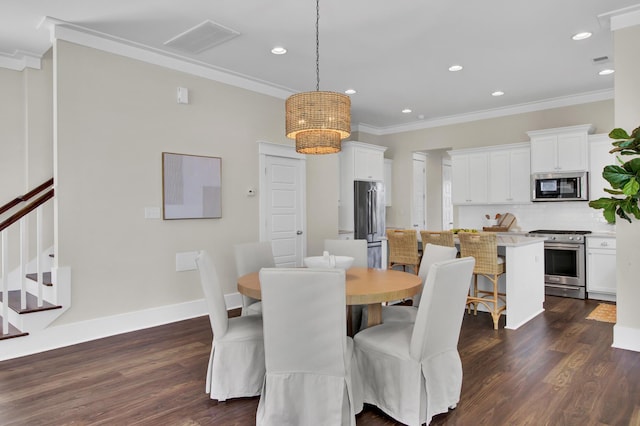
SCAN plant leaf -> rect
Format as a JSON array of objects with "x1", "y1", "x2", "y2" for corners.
[
  {"x1": 588, "y1": 197, "x2": 617, "y2": 210},
  {"x1": 612, "y1": 139, "x2": 634, "y2": 148},
  {"x1": 610, "y1": 128, "x2": 630, "y2": 140},
  {"x1": 624, "y1": 158, "x2": 640, "y2": 174},
  {"x1": 604, "y1": 204, "x2": 617, "y2": 223},
  {"x1": 604, "y1": 188, "x2": 624, "y2": 195},
  {"x1": 603, "y1": 165, "x2": 632, "y2": 189},
  {"x1": 620, "y1": 196, "x2": 640, "y2": 217},
  {"x1": 623, "y1": 177, "x2": 640, "y2": 195},
  {"x1": 617, "y1": 205, "x2": 633, "y2": 223}
]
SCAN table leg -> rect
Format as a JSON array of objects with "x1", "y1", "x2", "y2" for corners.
[{"x1": 366, "y1": 303, "x2": 382, "y2": 328}]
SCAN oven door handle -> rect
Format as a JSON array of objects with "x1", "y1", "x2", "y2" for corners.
[
  {"x1": 546, "y1": 283, "x2": 583, "y2": 291},
  {"x1": 545, "y1": 243, "x2": 582, "y2": 250}
]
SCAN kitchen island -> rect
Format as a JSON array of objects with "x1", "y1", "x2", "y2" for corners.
[
  {"x1": 460, "y1": 234, "x2": 546, "y2": 330},
  {"x1": 494, "y1": 235, "x2": 546, "y2": 329}
]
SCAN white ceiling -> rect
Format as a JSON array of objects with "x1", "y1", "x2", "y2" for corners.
[{"x1": 1, "y1": 0, "x2": 639, "y2": 133}]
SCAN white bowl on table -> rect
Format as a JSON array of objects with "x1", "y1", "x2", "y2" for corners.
[{"x1": 303, "y1": 253, "x2": 354, "y2": 270}]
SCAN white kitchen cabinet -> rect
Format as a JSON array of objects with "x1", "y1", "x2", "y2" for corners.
[
  {"x1": 586, "y1": 236, "x2": 616, "y2": 300},
  {"x1": 341, "y1": 142, "x2": 385, "y2": 181},
  {"x1": 384, "y1": 158, "x2": 393, "y2": 207},
  {"x1": 451, "y1": 152, "x2": 488, "y2": 204},
  {"x1": 589, "y1": 133, "x2": 616, "y2": 201},
  {"x1": 488, "y1": 144, "x2": 531, "y2": 203},
  {"x1": 339, "y1": 141, "x2": 387, "y2": 231},
  {"x1": 528, "y1": 124, "x2": 594, "y2": 173}
]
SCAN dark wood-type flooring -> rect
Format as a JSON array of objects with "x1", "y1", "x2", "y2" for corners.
[{"x1": 1, "y1": 296, "x2": 639, "y2": 425}]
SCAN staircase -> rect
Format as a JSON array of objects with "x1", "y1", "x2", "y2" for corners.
[{"x1": 0, "y1": 179, "x2": 65, "y2": 340}]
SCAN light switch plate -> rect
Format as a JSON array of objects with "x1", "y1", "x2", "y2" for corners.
[
  {"x1": 177, "y1": 87, "x2": 189, "y2": 104},
  {"x1": 145, "y1": 207, "x2": 161, "y2": 219},
  {"x1": 176, "y1": 251, "x2": 199, "y2": 272}
]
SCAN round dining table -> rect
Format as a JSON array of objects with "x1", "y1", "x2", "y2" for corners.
[{"x1": 237, "y1": 267, "x2": 422, "y2": 332}]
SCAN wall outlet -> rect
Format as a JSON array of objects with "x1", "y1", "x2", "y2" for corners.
[{"x1": 176, "y1": 251, "x2": 199, "y2": 272}]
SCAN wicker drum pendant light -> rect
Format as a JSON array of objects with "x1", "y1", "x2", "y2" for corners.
[{"x1": 285, "y1": 0, "x2": 351, "y2": 154}]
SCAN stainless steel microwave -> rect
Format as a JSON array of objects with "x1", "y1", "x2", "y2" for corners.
[{"x1": 531, "y1": 172, "x2": 588, "y2": 201}]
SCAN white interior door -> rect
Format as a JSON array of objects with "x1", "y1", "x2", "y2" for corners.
[
  {"x1": 442, "y1": 159, "x2": 453, "y2": 230},
  {"x1": 263, "y1": 153, "x2": 305, "y2": 267},
  {"x1": 412, "y1": 153, "x2": 427, "y2": 231}
]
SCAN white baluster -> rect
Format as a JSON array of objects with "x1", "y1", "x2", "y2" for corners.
[
  {"x1": 37, "y1": 206, "x2": 43, "y2": 307},
  {"x1": 20, "y1": 217, "x2": 27, "y2": 310},
  {"x1": 2, "y1": 231, "x2": 8, "y2": 335}
]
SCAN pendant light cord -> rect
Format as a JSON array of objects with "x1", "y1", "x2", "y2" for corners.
[{"x1": 315, "y1": 0, "x2": 320, "y2": 91}]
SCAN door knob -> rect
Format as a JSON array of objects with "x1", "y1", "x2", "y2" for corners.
[{"x1": 296, "y1": 230, "x2": 303, "y2": 235}]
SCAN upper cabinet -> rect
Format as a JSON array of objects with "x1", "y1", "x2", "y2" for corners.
[
  {"x1": 339, "y1": 141, "x2": 387, "y2": 231},
  {"x1": 341, "y1": 141, "x2": 386, "y2": 182},
  {"x1": 527, "y1": 124, "x2": 595, "y2": 173},
  {"x1": 450, "y1": 151, "x2": 488, "y2": 205},
  {"x1": 450, "y1": 143, "x2": 531, "y2": 205},
  {"x1": 488, "y1": 144, "x2": 531, "y2": 203}
]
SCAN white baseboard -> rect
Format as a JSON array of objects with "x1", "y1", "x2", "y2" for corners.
[
  {"x1": 0, "y1": 292, "x2": 244, "y2": 362},
  {"x1": 588, "y1": 292, "x2": 616, "y2": 302},
  {"x1": 612, "y1": 325, "x2": 640, "y2": 352}
]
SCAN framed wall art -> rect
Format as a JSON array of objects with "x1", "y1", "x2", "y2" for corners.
[{"x1": 162, "y1": 152, "x2": 222, "y2": 219}]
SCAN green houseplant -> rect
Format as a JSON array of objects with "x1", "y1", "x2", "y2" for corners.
[{"x1": 589, "y1": 126, "x2": 640, "y2": 223}]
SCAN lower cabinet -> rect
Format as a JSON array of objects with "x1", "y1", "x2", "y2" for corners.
[{"x1": 586, "y1": 236, "x2": 616, "y2": 300}]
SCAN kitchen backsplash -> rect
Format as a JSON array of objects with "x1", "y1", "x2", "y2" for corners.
[{"x1": 457, "y1": 202, "x2": 615, "y2": 233}]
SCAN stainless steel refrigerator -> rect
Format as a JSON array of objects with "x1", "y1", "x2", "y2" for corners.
[{"x1": 354, "y1": 180, "x2": 385, "y2": 268}]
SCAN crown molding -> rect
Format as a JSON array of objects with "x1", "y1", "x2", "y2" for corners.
[
  {"x1": 598, "y1": 4, "x2": 640, "y2": 31},
  {"x1": 0, "y1": 50, "x2": 41, "y2": 71},
  {"x1": 41, "y1": 17, "x2": 293, "y2": 100},
  {"x1": 354, "y1": 89, "x2": 614, "y2": 136}
]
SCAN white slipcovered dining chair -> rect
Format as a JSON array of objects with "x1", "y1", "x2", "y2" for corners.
[
  {"x1": 325, "y1": 238, "x2": 368, "y2": 334},
  {"x1": 257, "y1": 268, "x2": 363, "y2": 426},
  {"x1": 234, "y1": 241, "x2": 275, "y2": 316},
  {"x1": 195, "y1": 250, "x2": 265, "y2": 401},
  {"x1": 354, "y1": 257, "x2": 475, "y2": 425},
  {"x1": 381, "y1": 243, "x2": 459, "y2": 324}
]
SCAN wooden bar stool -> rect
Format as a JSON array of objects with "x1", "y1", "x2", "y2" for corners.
[
  {"x1": 386, "y1": 229, "x2": 420, "y2": 274},
  {"x1": 458, "y1": 232, "x2": 506, "y2": 329},
  {"x1": 420, "y1": 230, "x2": 455, "y2": 247}
]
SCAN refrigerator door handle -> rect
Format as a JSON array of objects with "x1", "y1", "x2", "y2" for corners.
[
  {"x1": 371, "y1": 188, "x2": 377, "y2": 234},
  {"x1": 367, "y1": 189, "x2": 373, "y2": 234}
]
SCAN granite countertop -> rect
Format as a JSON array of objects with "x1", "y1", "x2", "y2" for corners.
[{"x1": 496, "y1": 235, "x2": 546, "y2": 247}]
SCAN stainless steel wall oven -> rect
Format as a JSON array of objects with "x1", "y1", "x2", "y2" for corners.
[{"x1": 527, "y1": 230, "x2": 591, "y2": 299}]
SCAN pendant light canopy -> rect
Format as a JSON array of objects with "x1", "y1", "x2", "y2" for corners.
[{"x1": 285, "y1": 0, "x2": 351, "y2": 154}]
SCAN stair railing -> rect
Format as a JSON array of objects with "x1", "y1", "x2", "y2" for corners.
[{"x1": 0, "y1": 179, "x2": 54, "y2": 335}]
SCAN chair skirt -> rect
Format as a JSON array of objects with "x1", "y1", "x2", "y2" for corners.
[
  {"x1": 355, "y1": 322, "x2": 462, "y2": 426},
  {"x1": 207, "y1": 315, "x2": 265, "y2": 401},
  {"x1": 256, "y1": 338, "x2": 362, "y2": 426}
]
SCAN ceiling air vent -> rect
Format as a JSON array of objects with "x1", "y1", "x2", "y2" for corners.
[
  {"x1": 592, "y1": 56, "x2": 609, "y2": 63},
  {"x1": 164, "y1": 20, "x2": 240, "y2": 54}
]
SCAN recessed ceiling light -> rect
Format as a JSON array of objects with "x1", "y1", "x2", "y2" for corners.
[
  {"x1": 448, "y1": 65, "x2": 463, "y2": 72},
  {"x1": 345, "y1": 89, "x2": 357, "y2": 95},
  {"x1": 598, "y1": 69, "x2": 615, "y2": 75},
  {"x1": 402, "y1": 108, "x2": 412, "y2": 114},
  {"x1": 491, "y1": 91, "x2": 504, "y2": 97},
  {"x1": 572, "y1": 32, "x2": 592, "y2": 41},
  {"x1": 271, "y1": 46, "x2": 287, "y2": 55}
]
